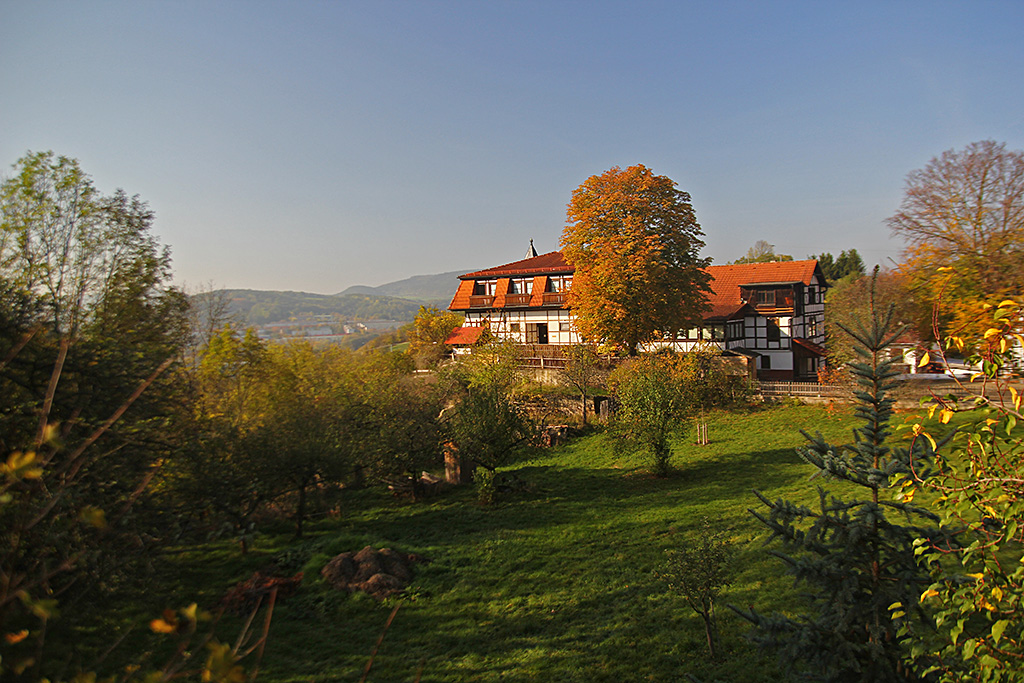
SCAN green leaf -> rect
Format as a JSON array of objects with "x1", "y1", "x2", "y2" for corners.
[
  {"x1": 991, "y1": 619, "x2": 1008, "y2": 644},
  {"x1": 951, "y1": 619, "x2": 964, "y2": 645},
  {"x1": 962, "y1": 638, "x2": 977, "y2": 660}
]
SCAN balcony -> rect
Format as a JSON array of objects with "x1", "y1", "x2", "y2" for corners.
[
  {"x1": 505, "y1": 293, "x2": 532, "y2": 307},
  {"x1": 469, "y1": 295, "x2": 495, "y2": 308},
  {"x1": 543, "y1": 292, "x2": 567, "y2": 306}
]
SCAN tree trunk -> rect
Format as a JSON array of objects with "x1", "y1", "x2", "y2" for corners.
[{"x1": 295, "y1": 479, "x2": 307, "y2": 539}]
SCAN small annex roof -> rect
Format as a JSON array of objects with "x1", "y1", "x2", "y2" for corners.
[
  {"x1": 793, "y1": 337, "x2": 827, "y2": 356},
  {"x1": 444, "y1": 326, "x2": 485, "y2": 346},
  {"x1": 704, "y1": 260, "x2": 823, "y2": 321},
  {"x1": 459, "y1": 250, "x2": 572, "y2": 279}
]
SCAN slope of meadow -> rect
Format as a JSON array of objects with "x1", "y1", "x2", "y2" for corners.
[{"x1": 155, "y1": 402, "x2": 879, "y2": 682}]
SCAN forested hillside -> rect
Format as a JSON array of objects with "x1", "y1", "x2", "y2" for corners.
[{"x1": 209, "y1": 289, "x2": 430, "y2": 325}]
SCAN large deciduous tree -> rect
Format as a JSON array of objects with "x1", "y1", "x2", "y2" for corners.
[
  {"x1": 561, "y1": 165, "x2": 712, "y2": 355},
  {"x1": 1, "y1": 151, "x2": 179, "y2": 340},
  {"x1": 888, "y1": 140, "x2": 1024, "y2": 337}
]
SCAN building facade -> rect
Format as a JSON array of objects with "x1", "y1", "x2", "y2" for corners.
[{"x1": 447, "y1": 249, "x2": 828, "y2": 380}]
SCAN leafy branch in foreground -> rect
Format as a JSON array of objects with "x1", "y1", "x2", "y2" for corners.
[{"x1": 906, "y1": 298, "x2": 1024, "y2": 682}]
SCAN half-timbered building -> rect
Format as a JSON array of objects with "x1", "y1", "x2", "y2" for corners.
[{"x1": 446, "y1": 247, "x2": 828, "y2": 380}]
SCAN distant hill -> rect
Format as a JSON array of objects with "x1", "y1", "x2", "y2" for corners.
[
  {"x1": 210, "y1": 290, "x2": 425, "y2": 326},
  {"x1": 338, "y1": 269, "x2": 470, "y2": 304},
  {"x1": 198, "y1": 270, "x2": 473, "y2": 327}
]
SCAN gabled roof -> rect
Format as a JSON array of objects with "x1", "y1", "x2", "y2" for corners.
[
  {"x1": 704, "y1": 260, "x2": 824, "y2": 320},
  {"x1": 460, "y1": 251, "x2": 572, "y2": 279}
]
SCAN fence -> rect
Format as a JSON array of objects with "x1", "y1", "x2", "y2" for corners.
[{"x1": 758, "y1": 380, "x2": 973, "y2": 401}]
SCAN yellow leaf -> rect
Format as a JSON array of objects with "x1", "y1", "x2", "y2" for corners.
[
  {"x1": 967, "y1": 573, "x2": 985, "y2": 580},
  {"x1": 992, "y1": 586, "x2": 1004, "y2": 602},
  {"x1": 78, "y1": 506, "x2": 107, "y2": 529},
  {"x1": 937, "y1": 266, "x2": 954, "y2": 272},
  {"x1": 1000, "y1": 338, "x2": 1010, "y2": 354},
  {"x1": 921, "y1": 588, "x2": 939, "y2": 601},
  {"x1": 4, "y1": 451, "x2": 43, "y2": 480},
  {"x1": 918, "y1": 352, "x2": 930, "y2": 368},
  {"x1": 997, "y1": 299, "x2": 1018, "y2": 308},
  {"x1": 984, "y1": 328, "x2": 1002, "y2": 339},
  {"x1": 182, "y1": 603, "x2": 198, "y2": 622},
  {"x1": 940, "y1": 409, "x2": 953, "y2": 424},
  {"x1": 928, "y1": 404, "x2": 938, "y2": 420}
]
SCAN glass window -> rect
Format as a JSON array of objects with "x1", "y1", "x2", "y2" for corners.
[
  {"x1": 509, "y1": 279, "x2": 533, "y2": 294},
  {"x1": 473, "y1": 280, "x2": 497, "y2": 295},
  {"x1": 546, "y1": 276, "x2": 572, "y2": 293}
]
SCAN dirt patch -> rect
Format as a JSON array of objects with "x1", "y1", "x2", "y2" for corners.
[{"x1": 321, "y1": 546, "x2": 426, "y2": 600}]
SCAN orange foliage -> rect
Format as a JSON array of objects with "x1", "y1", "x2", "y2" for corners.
[{"x1": 561, "y1": 165, "x2": 711, "y2": 354}]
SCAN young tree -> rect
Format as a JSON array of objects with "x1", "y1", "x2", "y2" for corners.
[
  {"x1": 561, "y1": 164, "x2": 712, "y2": 355},
  {"x1": 441, "y1": 340, "x2": 535, "y2": 473},
  {"x1": 734, "y1": 282, "x2": 944, "y2": 681},
  {"x1": 558, "y1": 344, "x2": 607, "y2": 424},
  {"x1": 608, "y1": 354, "x2": 689, "y2": 477},
  {"x1": 409, "y1": 305, "x2": 464, "y2": 367},
  {"x1": 249, "y1": 342, "x2": 365, "y2": 538},
  {"x1": 361, "y1": 351, "x2": 444, "y2": 497},
  {"x1": 888, "y1": 140, "x2": 1024, "y2": 338},
  {"x1": 655, "y1": 517, "x2": 733, "y2": 659}
]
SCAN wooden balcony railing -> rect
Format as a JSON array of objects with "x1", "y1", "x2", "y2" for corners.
[
  {"x1": 505, "y1": 293, "x2": 532, "y2": 306},
  {"x1": 469, "y1": 295, "x2": 495, "y2": 308},
  {"x1": 543, "y1": 292, "x2": 567, "y2": 305}
]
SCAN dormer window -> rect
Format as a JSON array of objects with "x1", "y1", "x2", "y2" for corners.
[
  {"x1": 546, "y1": 275, "x2": 572, "y2": 293},
  {"x1": 509, "y1": 278, "x2": 533, "y2": 295},
  {"x1": 473, "y1": 279, "x2": 497, "y2": 296}
]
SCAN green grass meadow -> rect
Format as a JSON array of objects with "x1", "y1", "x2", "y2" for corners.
[{"x1": 152, "y1": 403, "x2": 886, "y2": 682}]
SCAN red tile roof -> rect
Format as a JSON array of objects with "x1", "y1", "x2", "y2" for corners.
[
  {"x1": 704, "y1": 260, "x2": 822, "y2": 320},
  {"x1": 460, "y1": 251, "x2": 571, "y2": 279},
  {"x1": 444, "y1": 326, "x2": 485, "y2": 346},
  {"x1": 449, "y1": 251, "x2": 823, "y2": 322}
]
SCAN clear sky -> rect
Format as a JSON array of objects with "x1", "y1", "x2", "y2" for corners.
[{"x1": 3, "y1": 1, "x2": 1023, "y2": 294}]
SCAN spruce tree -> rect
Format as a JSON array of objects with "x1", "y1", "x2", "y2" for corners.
[{"x1": 735, "y1": 278, "x2": 944, "y2": 681}]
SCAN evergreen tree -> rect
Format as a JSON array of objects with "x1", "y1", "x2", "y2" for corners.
[{"x1": 734, "y1": 277, "x2": 945, "y2": 681}]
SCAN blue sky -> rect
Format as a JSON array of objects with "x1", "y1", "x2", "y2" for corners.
[{"x1": 3, "y1": 1, "x2": 1023, "y2": 294}]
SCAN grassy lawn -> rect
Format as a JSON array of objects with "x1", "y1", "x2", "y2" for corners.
[{"x1": 150, "y1": 402, "x2": 883, "y2": 682}]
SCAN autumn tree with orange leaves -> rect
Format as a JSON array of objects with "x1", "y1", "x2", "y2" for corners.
[{"x1": 561, "y1": 165, "x2": 712, "y2": 355}]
